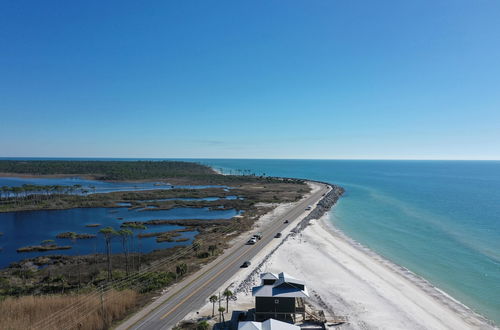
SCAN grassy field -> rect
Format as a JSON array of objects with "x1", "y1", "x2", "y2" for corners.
[{"x1": 0, "y1": 289, "x2": 137, "y2": 330}]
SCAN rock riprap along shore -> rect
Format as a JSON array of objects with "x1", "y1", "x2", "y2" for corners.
[{"x1": 295, "y1": 183, "x2": 344, "y2": 232}]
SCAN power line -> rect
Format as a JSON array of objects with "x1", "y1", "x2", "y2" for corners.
[{"x1": 33, "y1": 221, "x2": 243, "y2": 329}]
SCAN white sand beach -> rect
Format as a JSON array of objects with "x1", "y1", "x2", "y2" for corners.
[{"x1": 186, "y1": 186, "x2": 496, "y2": 330}]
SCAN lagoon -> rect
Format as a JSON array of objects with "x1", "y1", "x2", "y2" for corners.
[
  {"x1": 0, "y1": 206, "x2": 239, "y2": 268},
  {"x1": 0, "y1": 176, "x2": 228, "y2": 196}
]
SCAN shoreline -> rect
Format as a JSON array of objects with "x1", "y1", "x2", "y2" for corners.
[
  {"x1": 317, "y1": 215, "x2": 496, "y2": 329},
  {"x1": 115, "y1": 181, "x2": 325, "y2": 330},
  {"x1": 186, "y1": 183, "x2": 497, "y2": 329}
]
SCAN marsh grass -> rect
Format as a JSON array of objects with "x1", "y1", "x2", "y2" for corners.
[{"x1": 0, "y1": 289, "x2": 137, "y2": 330}]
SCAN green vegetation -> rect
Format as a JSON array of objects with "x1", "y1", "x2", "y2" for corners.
[
  {"x1": 0, "y1": 181, "x2": 305, "y2": 213},
  {"x1": 99, "y1": 227, "x2": 117, "y2": 281},
  {"x1": 17, "y1": 244, "x2": 72, "y2": 253},
  {"x1": 0, "y1": 183, "x2": 89, "y2": 200},
  {"x1": 56, "y1": 232, "x2": 96, "y2": 239},
  {"x1": 209, "y1": 295, "x2": 218, "y2": 317},
  {"x1": 0, "y1": 160, "x2": 304, "y2": 185},
  {"x1": 0, "y1": 159, "x2": 312, "y2": 329},
  {"x1": 0, "y1": 160, "x2": 214, "y2": 180},
  {"x1": 197, "y1": 321, "x2": 210, "y2": 330},
  {"x1": 117, "y1": 229, "x2": 133, "y2": 275},
  {"x1": 138, "y1": 271, "x2": 176, "y2": 293},
  {"x1": 223, "y1": 289, "x2": 233, "y2": 310}
]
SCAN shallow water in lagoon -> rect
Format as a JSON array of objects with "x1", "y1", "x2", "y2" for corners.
[
  {"x1": 0, "y1": 176, "x2": 228, "y2": 195},
  {"x1": 0, "y1": 206, "x2": 239, "y2": 268},
  {"x1": 140, "y1": 195, "x2": 241, "y2": 202}
]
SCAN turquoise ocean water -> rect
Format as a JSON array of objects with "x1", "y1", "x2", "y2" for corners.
[{"x1": 198, "y1": 159, "x2": 500, "y2": 324}]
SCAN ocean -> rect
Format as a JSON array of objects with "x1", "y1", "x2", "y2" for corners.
[
  {"x1": 198, "y1": 159, "x2": 500, "y2": 324},
  {"x1": 1, "y1": 158, "x2": 499, "y2": 323}
]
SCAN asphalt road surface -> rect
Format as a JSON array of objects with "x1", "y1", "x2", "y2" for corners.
[{"x1": 120, "y1": 183, "x2": 330, "y2": 330}]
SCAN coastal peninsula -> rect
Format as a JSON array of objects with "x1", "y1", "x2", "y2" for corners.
[{"x1": 0, "y1": 160, "x2": 312, "y2": 329}]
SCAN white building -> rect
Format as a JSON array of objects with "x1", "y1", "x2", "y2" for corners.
[{"x1": 238, "y1": 318, "x2": 300, "y2": 330}]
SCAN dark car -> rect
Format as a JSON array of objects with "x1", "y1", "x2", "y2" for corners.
[
  {"x1": 284, "y1": 220, "x2": 289, "y2": 224},
  {"x1": 241, "y1": 261, "x2": 251, "y2": 268},
  {"x1": 274, "y1": 232, "x2": 282, "y2": 238}
]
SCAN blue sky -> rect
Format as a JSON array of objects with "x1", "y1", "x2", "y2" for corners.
[{"x1": 1, "y1": 1, "x2": 499, "y2": 159}]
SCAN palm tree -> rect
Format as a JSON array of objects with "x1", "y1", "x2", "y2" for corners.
[
  {"x1": 218, "y1": 306, "x2": 226, "y2": 323},
  {"x1": 117, "y1": 229, "x2": 133, "y2": 275},
  {"x1": 121, "y1": 222, "x2": 146, "y2": 270},
  {"x1": 223, "y1": 289, "x2": 233, "y2": 310},
  {"x1": 209, "y1": 295, "x2": 218, "y2": 317},
  {"x1": 99, "y1": 227, "x2": 117, "y2": 281}
]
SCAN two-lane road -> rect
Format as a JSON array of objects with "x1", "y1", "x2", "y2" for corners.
[{"x1": 119, "y1": 183, "x2": 330, "y2": 330}]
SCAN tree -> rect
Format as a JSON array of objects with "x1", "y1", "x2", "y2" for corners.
[
  {"x1": 192, "y1": 240, "x2": 201, "y2": 253},
  {"x1": 68, "y1": 232, "x2": 82, "y2": 287},
  {"x1": 208, "y1": 245, "x2": 217, "y2": 256},
  {"x1": 99, "y1": 227, "x2": 117, "y2": 281},
  {"x1": 223, "y1": 289, "x2": 233, "y2": 310},
  {"x1": 175, "y1": 263, "x2": 187, "y2": 279},
  {"x1": 209, "y1": 295, "x2": 218, "y2": 317},
  {"x1": 133, "y1": 223, "x2": 146, "y2": 270},
  {"x1": 122, "y1": 222, "x2": 146, "y2": 270},
  {"x1": 218, "y1": 306, "x2": 226, "y2": 323},
  {"x1": 118, "y1": 229, "x2": 133, "y2": 275}
]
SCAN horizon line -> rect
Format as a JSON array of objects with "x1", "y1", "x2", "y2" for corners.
[{"x1": 1, "y1": 157, "x2": 499, "y2": 162}]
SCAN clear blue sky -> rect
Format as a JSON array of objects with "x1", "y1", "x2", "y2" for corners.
[{"x1": 1, "y1": 1, "x2": 499, "y2": 159}]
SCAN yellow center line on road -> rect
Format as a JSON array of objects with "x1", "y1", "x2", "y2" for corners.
[
  {"x1": 158, "y1": 188, "x2": 327, "y2": 321},
  {"x1": 129, "y1": 187, "x2": 326, "y2": 327},
  {"x1": 159, "y1": 243, "x2": 258, "y2": 320}
]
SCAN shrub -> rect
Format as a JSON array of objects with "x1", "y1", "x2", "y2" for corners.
[
  {"x1": 197, "y1": 320, "x2": 210, "y2": 330},
  {"x1": 197, "y1": 252, "x2": 210, "y2": 259},
  {"x1": 138, "y1": 272, "x2": 176, "y2": 293}
]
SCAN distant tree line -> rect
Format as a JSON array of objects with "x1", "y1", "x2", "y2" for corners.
[
  {"x1": 0, "y1": 160, "x2": 305, "y2": 184},
  {"x1": 0, "y1": 184, "x2": 91, "y2": 201},
  {"x1": 0, "y1": 160, "x2": 215, "y2": 180}
]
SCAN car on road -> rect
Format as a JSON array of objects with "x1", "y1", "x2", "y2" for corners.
[
  {"x1": 284, "y1": 220, "x2": 289, "y2": 224},
  {"x1": 247, "y1": 237, "x2": 257, "y2": 245},
  {"x1": 253, "y1": 233, "x2": 262, "y2": 240},
  {"x1": 241, "y1": 261, "x2": 251, "y2": 268},
  {"x1": 305, "y1": 205, "x2": 312, "y2": 211},
  {"x1": 274, "y1": 232, "x2": 282, "y2": 238}
]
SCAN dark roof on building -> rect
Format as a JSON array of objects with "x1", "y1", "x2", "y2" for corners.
[{"x1": 252, "y1": 272, "x2": 309, "y2": 298}]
